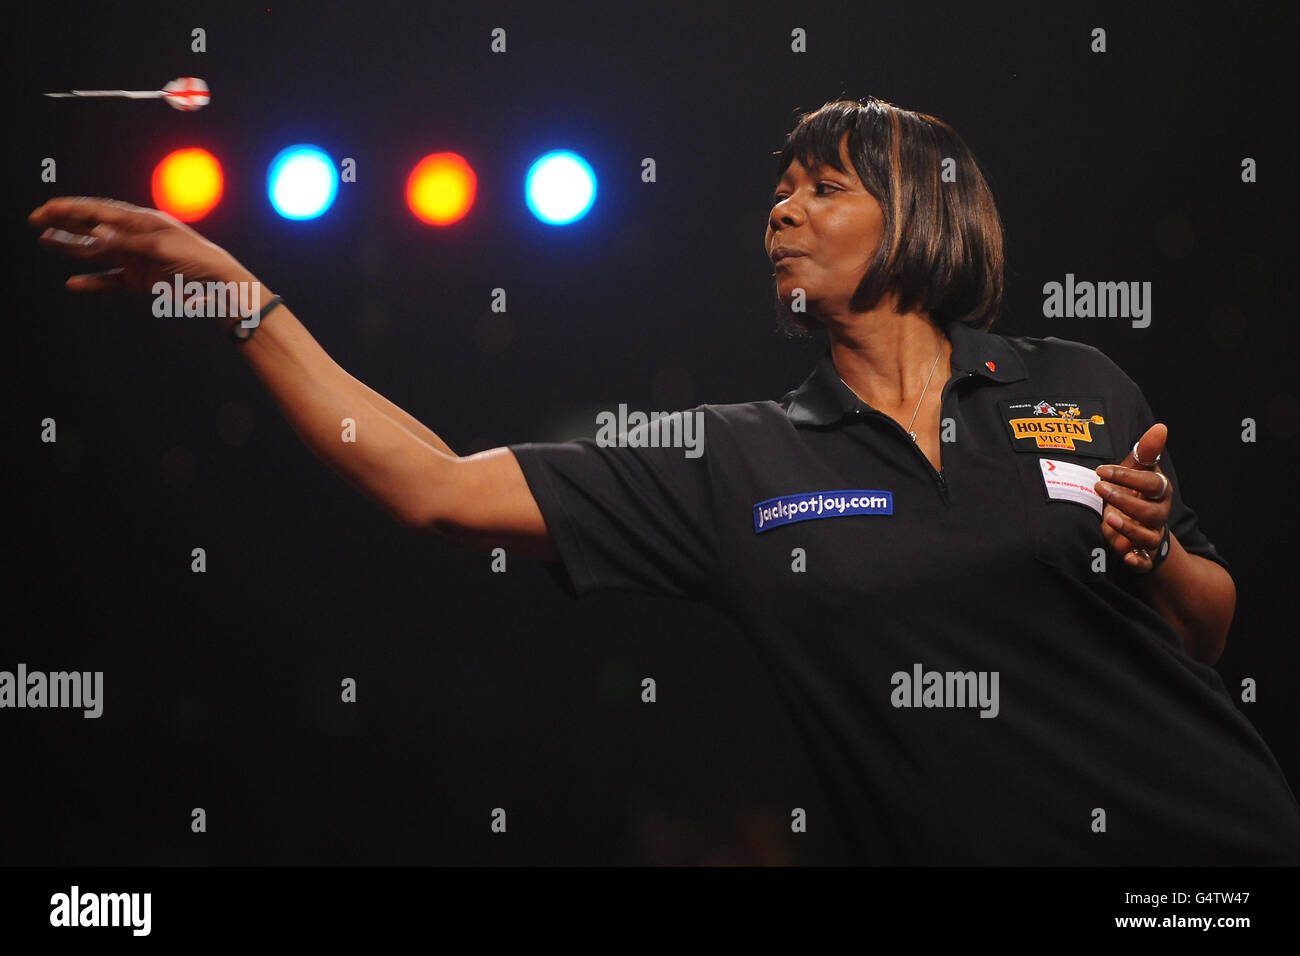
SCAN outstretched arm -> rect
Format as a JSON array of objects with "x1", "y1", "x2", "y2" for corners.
[{"x1": 30, "y1": 197, "x2": 557, "y2": 559}]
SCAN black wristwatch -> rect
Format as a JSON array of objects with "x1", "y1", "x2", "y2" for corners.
[{"x1": 231, "y1": 295, "x2": 285, "y2": 343}]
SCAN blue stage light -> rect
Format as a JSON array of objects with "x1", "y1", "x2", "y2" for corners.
[
  {"x1": 524, "y1": 150, "x2": 597, "y2": 225},
  {"x1": 267, "y1": 145, "x2": 339, "y2": 220}
]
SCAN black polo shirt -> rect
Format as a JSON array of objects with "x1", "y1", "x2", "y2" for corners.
[{"x1": 508, "y1": 320, "x2": 1300, "y2": 864}]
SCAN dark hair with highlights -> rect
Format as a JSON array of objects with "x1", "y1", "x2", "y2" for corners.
[{"x1": 771, "y1": 96, "x2": 1005, "y2": 337}]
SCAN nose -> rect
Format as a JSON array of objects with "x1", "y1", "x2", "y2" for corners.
[{"x1": 769, "y1": 197, "x2": 800, "y2": 232}]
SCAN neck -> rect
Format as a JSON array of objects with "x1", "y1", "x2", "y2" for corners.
[{"x1": 829, "y1": 312, "x2": 952, "y2": 411}]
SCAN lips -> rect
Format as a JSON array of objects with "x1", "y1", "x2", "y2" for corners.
[{"x1": 772, "y1": 248, "x2": 807, "y2": 262}]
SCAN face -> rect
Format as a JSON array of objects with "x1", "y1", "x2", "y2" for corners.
[{"x1": 765, "y1": 131, "x2": 885, "y2": 317}]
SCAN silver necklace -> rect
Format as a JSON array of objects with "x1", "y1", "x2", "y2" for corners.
[{"x1": 839, "y1": 342, "x2": 945, "y2": 442}]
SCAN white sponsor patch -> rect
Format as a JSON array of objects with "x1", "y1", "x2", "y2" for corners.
[{"x1": 1038, "y1": 458, "x2": 1104, "y2": 515}]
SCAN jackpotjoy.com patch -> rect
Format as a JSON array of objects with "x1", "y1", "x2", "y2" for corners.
[{"x1": 753, "y1": 489, "x2": 893, "y2": 532}]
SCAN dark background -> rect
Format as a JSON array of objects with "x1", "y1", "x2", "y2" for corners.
[{"x1": 3, "y1": 0, "x2": 1296, "y2": 865}]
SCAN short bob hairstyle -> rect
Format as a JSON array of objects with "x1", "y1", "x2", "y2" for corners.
[{"x1": 771, "y1": 96, "x2": 1005, "y2": 335}]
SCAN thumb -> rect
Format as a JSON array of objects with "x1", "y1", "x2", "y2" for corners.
[{"x1": 1128, "y1": 422, "x2": 1167, "y2": 470}]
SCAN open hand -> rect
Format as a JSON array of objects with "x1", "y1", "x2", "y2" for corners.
[{"x1": 29, "y1": 196, "x2": 252, "y2": 296}]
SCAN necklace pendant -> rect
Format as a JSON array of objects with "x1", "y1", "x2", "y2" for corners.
[{"x1": 909, "y1": 431, "x2": 918, "y2": 442}]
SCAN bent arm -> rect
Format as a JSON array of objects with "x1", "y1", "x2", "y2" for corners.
[{"x1": 1133, "y1": 533, "x2": 1235, "y2": 666}]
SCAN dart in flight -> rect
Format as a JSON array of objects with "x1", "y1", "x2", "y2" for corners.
[{"x1": 43, "y1": 76, "x2": 210, "y2": 111}]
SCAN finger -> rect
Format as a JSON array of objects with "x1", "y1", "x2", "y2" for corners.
[
  {"x1": 1102, "y1": 504, "x2": 1164, "y2": 549},
  {"x1": 66, "y1": 268, "x2": 128, "y2": 292},
  {"x1": 38, "y1": 226, "x2": 118, "y2": 260},
  {"x1": 1122, "y1": 549, "x2": 1153, "y2": 572},
  {"x1": 1100, "y1": 510, "x2": 1155, "y2": 572},
  {"x1": 39, "y1": 223, "x2": 159, "y2": 259},
  {"x1": 29, "y1": 197, "x2": 161, "y2": 233},
  {"x1": 1105, "y1": 422, "x2": 1168, "y2": 474},
  {"x1": 1132, "y1": 423, "x2": 1167, "y2": 471},
  {"x1": 1097, "y1": 486, "x2": 1169, "y2": 529},
  {"x1": 29, "y1": 197, "x2": 152, "y2": 224},
  {"x1": 1092, "y1": 463, "x2": 1175, "y2": 502},
  {"x1": 1095, "y1": 467, "x2": 1171, "y2": 507},
  {"x1": 1100, "y1": 509, "x2": 1133, "y2": 552},
  {"x1": 84, "y1": 223, "x2": 161, "y2": 256}
]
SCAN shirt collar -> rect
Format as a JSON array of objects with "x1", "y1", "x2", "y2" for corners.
[{"x1": 781, "y1": 321, "x2": 1028, "y2": 427}]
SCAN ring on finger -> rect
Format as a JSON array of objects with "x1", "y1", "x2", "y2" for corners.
[
  {"x1": 1141, "y1": 471, "x2": 1169, "y2": 502},
  {"x1": 1132, "y1": 441, "x2": 1162, "y2": 467}
]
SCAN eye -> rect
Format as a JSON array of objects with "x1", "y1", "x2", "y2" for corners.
[{"x1": 771, "y1": 182, "x2": 840, "y2": 204}]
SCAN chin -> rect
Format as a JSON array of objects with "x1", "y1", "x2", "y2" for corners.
[{"x1": 775, "y1": 283, "x2": 814, "y2": 307}]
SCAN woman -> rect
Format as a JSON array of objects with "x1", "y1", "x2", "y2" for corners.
[{"x1": 29, "y1": 97, "x2": 1300, "y2": 865}]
